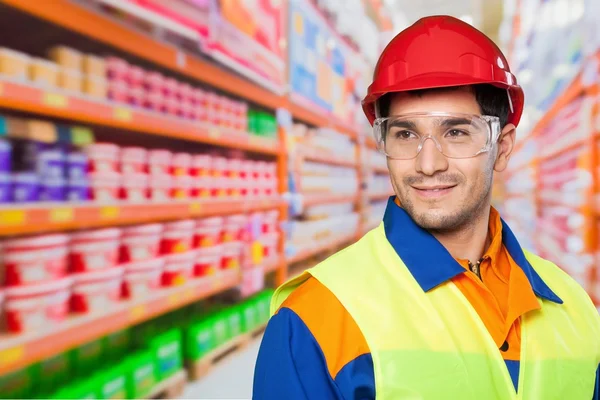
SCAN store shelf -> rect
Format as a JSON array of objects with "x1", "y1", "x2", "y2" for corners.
[
  {"x1": 0, "y1": 79, "x2": 280, "y2": 155},
  {"x1": 303, "y1": 193, "x2": 358, "y2": 207},
  {"x1": 287, "y1": 99, "x2": 358, "y2": 140},
  {"x1": 0, "y1": 0, "x2": 359, "y2": 139},
  {"x1": 300, "y1": 149, "x2": 357, "y2": 168},
  {"x1": 0, "y1": 268, "x2": 239, "y2": 375},
  {"x1": 287, "y1": 232, "x2": 357, "y2": 265},
  {"x1": 368, "y1": 191, "x2": 393, "y2": 201},
  {"x1": 0, "y1": 256, "x2": 283, "y2": 376},
  {"x1": 370, "y1": 165, "x2": 388, "y2": 174},
  {"x1": 0, "y1": 198, "x2": 284, "y2": 236},
  {"x1": 147, "y1": 369, "x2": 188, "y2": 399}
]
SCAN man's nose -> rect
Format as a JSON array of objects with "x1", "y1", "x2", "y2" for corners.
[{"x1": 414, "y1": 137, "x2": 449, "y2": 176}]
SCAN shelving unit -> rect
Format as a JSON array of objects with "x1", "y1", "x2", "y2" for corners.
[{"x1": 0, "y1": 0, "x2": 384, "y2": 390}]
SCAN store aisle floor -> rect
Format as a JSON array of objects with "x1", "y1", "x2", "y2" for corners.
[{"x1": 181, "y1": 336, "x2": 262, "y2": 399}]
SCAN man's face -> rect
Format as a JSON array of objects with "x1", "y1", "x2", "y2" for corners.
[{"x1": 386, "y1": 87, "x2": 509, "y2": 232}]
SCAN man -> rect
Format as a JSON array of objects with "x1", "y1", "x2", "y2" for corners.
[{"x1": 253, "y1": 15, "x2": 600, "y2": 399}]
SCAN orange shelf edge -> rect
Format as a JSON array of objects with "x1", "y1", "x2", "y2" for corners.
[
  {"x1": 287, "y1": 232, "x2": 357, "y2": 265},
  {"x1": 0, "y1": 80, "x2": 280, "y2": 156},
  {"x1": 0, "y1": 0, "x2": 359, "y2": 139},
  {"x1": 0, "y1": 198, "x2": 284, "y2": 236},
  {"x1": 0, "y1": 267, "x2": 244, "y2": 375}
]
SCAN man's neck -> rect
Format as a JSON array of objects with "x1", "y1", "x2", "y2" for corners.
[{"x1": 430, "y1": 206, "x2": 492, "y2": 264}]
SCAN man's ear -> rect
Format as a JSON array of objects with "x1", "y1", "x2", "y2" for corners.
[{"x1": 494, "y1": 123, "x2": 516, "y2": 172}]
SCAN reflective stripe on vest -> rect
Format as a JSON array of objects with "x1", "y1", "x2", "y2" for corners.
[{"x1": 272, "y1": 223, "x2": 600, "y2": 400}]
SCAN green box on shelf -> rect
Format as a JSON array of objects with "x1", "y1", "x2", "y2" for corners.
[
  {"x1": 150, "y1": 328, "x2": 183, "y2": 381},
  {"x1": 98, "y1": 363, "x2": 128, "y2": 400},
  {"x1": 227, "y1": 306, "x2": 243, "y2": 338},
  {"x1": 71, "y1": 339, "x2": 105, "y2": 377},
  {"x1": 50, "y1": 377, "x2": 101, "y2": 400},
  {"x1": 184, "y1": 319, "x2": 214, "y2": 361},
  {"x1": 104, "y1": 329, "x2": 131, "y2": 360},
  {"x1": 242, "y1": 300, "x2": 259, "y2": 333},
  {"x1": 212, "y1": 313, "x2": 230, "y2": 346},
  {"x1": 38, "y1": 352, "x2": 71, "y2": 394},
  {"x1": 126, "y1": 349, "x2": 156, "y2": 399},
  {"x1": 0, "y1": 364, "x2": 38, "y2": 400}
]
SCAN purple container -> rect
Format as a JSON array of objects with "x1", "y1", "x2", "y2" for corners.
[
  {"x1": 0, "y1": 140, "x2": 12, "y2": 173},
  {"x1": 67, "y1": 152, "x2": 88, "y2": 179},
  {"x1": 67, "y1": 177, "x2": 90, "y2": 202},
  {"x1": 40, "y1": 177, "x2": 66, "y2": 202},
  {"x1": 12, "y1": 172, "x2": 40, "y2": 203},
  {"x1": 0, "y1": 173, "x2": 11, "y2": 203},
  {"x1": 37, "y1": 149, "x2": 66, "y2": 179}
]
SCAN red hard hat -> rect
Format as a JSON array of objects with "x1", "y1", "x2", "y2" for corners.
[{"x1": 362, "y1": 16, "x2": 524, "y2": 127}]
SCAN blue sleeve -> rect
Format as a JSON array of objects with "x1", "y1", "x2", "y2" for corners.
[
  {"x1": 593, "y1": 364, "x2": 599, "y2": 400},
  {"x1": 252, "y1": 308, "x2": 345, "y2": 400}
]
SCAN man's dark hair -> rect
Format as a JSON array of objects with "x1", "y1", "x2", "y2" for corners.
[{"x1": 377, "y1": 84, "x2": 510, "y2": 127}]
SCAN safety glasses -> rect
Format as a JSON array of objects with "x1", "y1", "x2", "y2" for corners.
[{"x1": 373, "y1": 112, "x2": 501, "y2": 160}]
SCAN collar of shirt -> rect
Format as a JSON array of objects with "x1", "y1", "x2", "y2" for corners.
[{"x1": 383, "y1": 196, "x2": 562, "y2": 304}]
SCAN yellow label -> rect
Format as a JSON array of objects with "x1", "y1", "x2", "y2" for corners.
[
  {"x1": 200, "y1": 190, "x2": 210, "y2": 198},
  {"x1": 251, "y1": 241, "x2": 264, "y2": 265},
  {"x1": 50, "y1": 207, "x2": 74, "y2": 223},
  {"x1": 43, "y1": 92, "x2": 68, "y2": 108},
  {"x1": 167, "y1": 293, "x2": 180, "y2": 307},
  {"x1": 0, "y1": 210, "x2": 25, "y2": 226},
  {"x1": 113, "y1": 107, "x2": 132, "y2": 122},
  {"x1": 189, "y1": 202, "x2": 201, "y2": 213},
  {"x1": 184, "y1": 288, "x2": 195, "y2": 301},
  {"x1": 0, "y1": 346, "x2": 24, "y2": 368},
  {"x1": 217, "y1": 189, "x2": 227, "y2": 198},
  {"x1": 209, "y1": 128, "x2": 220, "y2": 139},
  {"x1": 222, "y1": 233, "x2": 233, "y2": 242},
  {"x1": 100, "y1": 206, "x2": 120, "y2": 220},
  {"x1": 201, "y1": 237, "x2": 214, "y2": 247},
  {"x1": 174, "y1": 189, "x2": 186, "y2": 199},
  {"x1": 173, "y1": 275, "x2": 186, "y2": 286},
  {"x1": 130, "y1": 305, "x2": 146, "y2": 322}
]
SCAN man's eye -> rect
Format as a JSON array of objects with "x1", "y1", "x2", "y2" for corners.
[
  {"x1": 393, "y1": 130, "x2": 416, "y2": 139},
  {"x1": 446, "y1": 129, "x2": 468, "y2": 137}
]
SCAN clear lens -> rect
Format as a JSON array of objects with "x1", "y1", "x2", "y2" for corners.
[{"x1": 373, "y1": 113, "x2": 500, "y2": 160}]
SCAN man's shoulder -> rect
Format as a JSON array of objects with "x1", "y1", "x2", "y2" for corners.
[{"x1": 278, "y1": 276, "x2": 341, "y2": 315}]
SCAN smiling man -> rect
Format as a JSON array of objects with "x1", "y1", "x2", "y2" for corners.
[{"x1": 253, "y1": 16, "x2": 600, "y2": 400}]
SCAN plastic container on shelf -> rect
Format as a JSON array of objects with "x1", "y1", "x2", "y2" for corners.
[
  {"x1": 49, "y1": 46, "x2": 82, "y2": 70},
  {"x1": 67, "y1": 177, "x2": 89, "y2": 201},
  {"x1": 171, "y1": 175, "x2": 193, "y2": 199},
  {"x1": 127, "y1": 87, "x2": 145, "y2": 107},
  {"x1": 108, "y1": 80, "x2": 128, "y2": 102},
  {"x1": 162, "y1": 251, "x2": 195, "y2": 286},
  {"x1": 121, "y1": 223, "x2": 163, "y2": 262},
  {"x1": 148, "y1": 173, "x2": 172, "y2": 201},
  {"x1": 120, "y1": 147, "x2": 147, "y2": 175},
  {"x1": 29, "y1": 58, "x2": 59, "y2": 87},
  {"x1": 161, "y1": 219, "x2": 195, "y2": 254},
  {"x1": 82, "y1": 54, "x2": 105, "y2": 77},
  {"x1": 37, "y1": 149, "x2": 66, "y2": 179},
  {"x1": 263, "y1": 210, "x2": 279, "y2": 234},
  {"x1": 194, "y1": 245, "x2": 222, "y2": 277},
  {"x1": 70, "y1": 228, "x2": 121, "y2": 273},
  {"x1": 162, "y1": 77, "x2": 178, "y2": 96},
  {"x1": 148, "y1": 149, "x2": 172, "y2": 175},
  {"x1": 172, "y1": 152, "x2": 192, "y2": 176},
  {"x1": 3, "y1": 234, "x2": 69, "y2": 286},
  {"x1": 106, "y1": 57, "x2": 129, "y2": 81},
  {"x1": 85, "y1": 143, "x2": 120, "y2": 173},
  {"x1": 143, "y1": 71, "x2": 164, "y2": 93},
  {"x1": 126, "y1": 65, "x2": 145, "y2": 87},
  {"x1": 12, "y1": 172, "x2": 40, "y2": 202},
  {"x1": 71, "y1": 266, "x2": 124, "y2": 314},
  {"x1": 122, "y1": 258, "x2": 164, "y2": 299},
  {"x1": 120, "y1": 173, "x2": 149, "y2": 202},
  {"x1": 222, "y1": 214, "x2": 247, "y2": 242},
  {"x1": 0, "y1": 139, "x2": 11, "y2": 173},
  {"x1": 90, "y1": 172, "x2": 121, "y2": 202},
  {"x1": 83, "y1": 75, "x2": 108, "y2": 98},
  {"x1": 221, "y1": 241, "x2": 242, "y2": 270},
  {"x1": 57, "y1": 68, "x2": 82, "y2": 93},
  {"x1": 143, "y1": 90, "x2": 164, "y2": 112},
  {"x1": 194, "y1": 217, "x2": 224, "y2": 248},
  {"x1": 0, "y1": 47, "x2": 31, "y2": 80},
  {"x1": 40, "y1": 176, "x2": 66, "y2": 202},
  {"x1": 261, "y1": 232, "x2": 279, "y2": 261},
  {"x1": 0, "y1": 173, "x2": 10, "y2": 203},
  {"x1": 66, "y1": 152, "x2": 88, "y2": 179},
  {"x1": 4, "y1": 277, "x2": 72, "y2": 333}
]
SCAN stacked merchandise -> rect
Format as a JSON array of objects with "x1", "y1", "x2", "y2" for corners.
[
  {"x1": 0, "y1": 291, "x2": 273, "y2": 399},
  {"x1": 361, "y1": 200, "x2": 388, "y2": 234},
  {"x1": 0, "y1": 212, "x2": 280, "y2": 334},
  {"x1": 497, "y1": 0, "x2": 600, "y2": 302},
  {"x1": 0, "y1": 45, "x2": 278, "y2": 143}
]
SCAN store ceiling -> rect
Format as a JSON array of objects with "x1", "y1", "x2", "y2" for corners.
[{"x1": 384, "y1": 0, "x2": 504, "y2": 43}]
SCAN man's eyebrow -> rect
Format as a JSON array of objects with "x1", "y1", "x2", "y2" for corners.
[
  {"x1": 439, "y1": 117, "x2": 473, "y2": 127},
  {"x1": 387, "y1": 119, "x2": 418, "y2": 130}
]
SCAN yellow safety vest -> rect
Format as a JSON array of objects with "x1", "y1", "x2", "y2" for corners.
[{"x1": 273, "y1": 224, "x2": 600, "y2": 399}]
